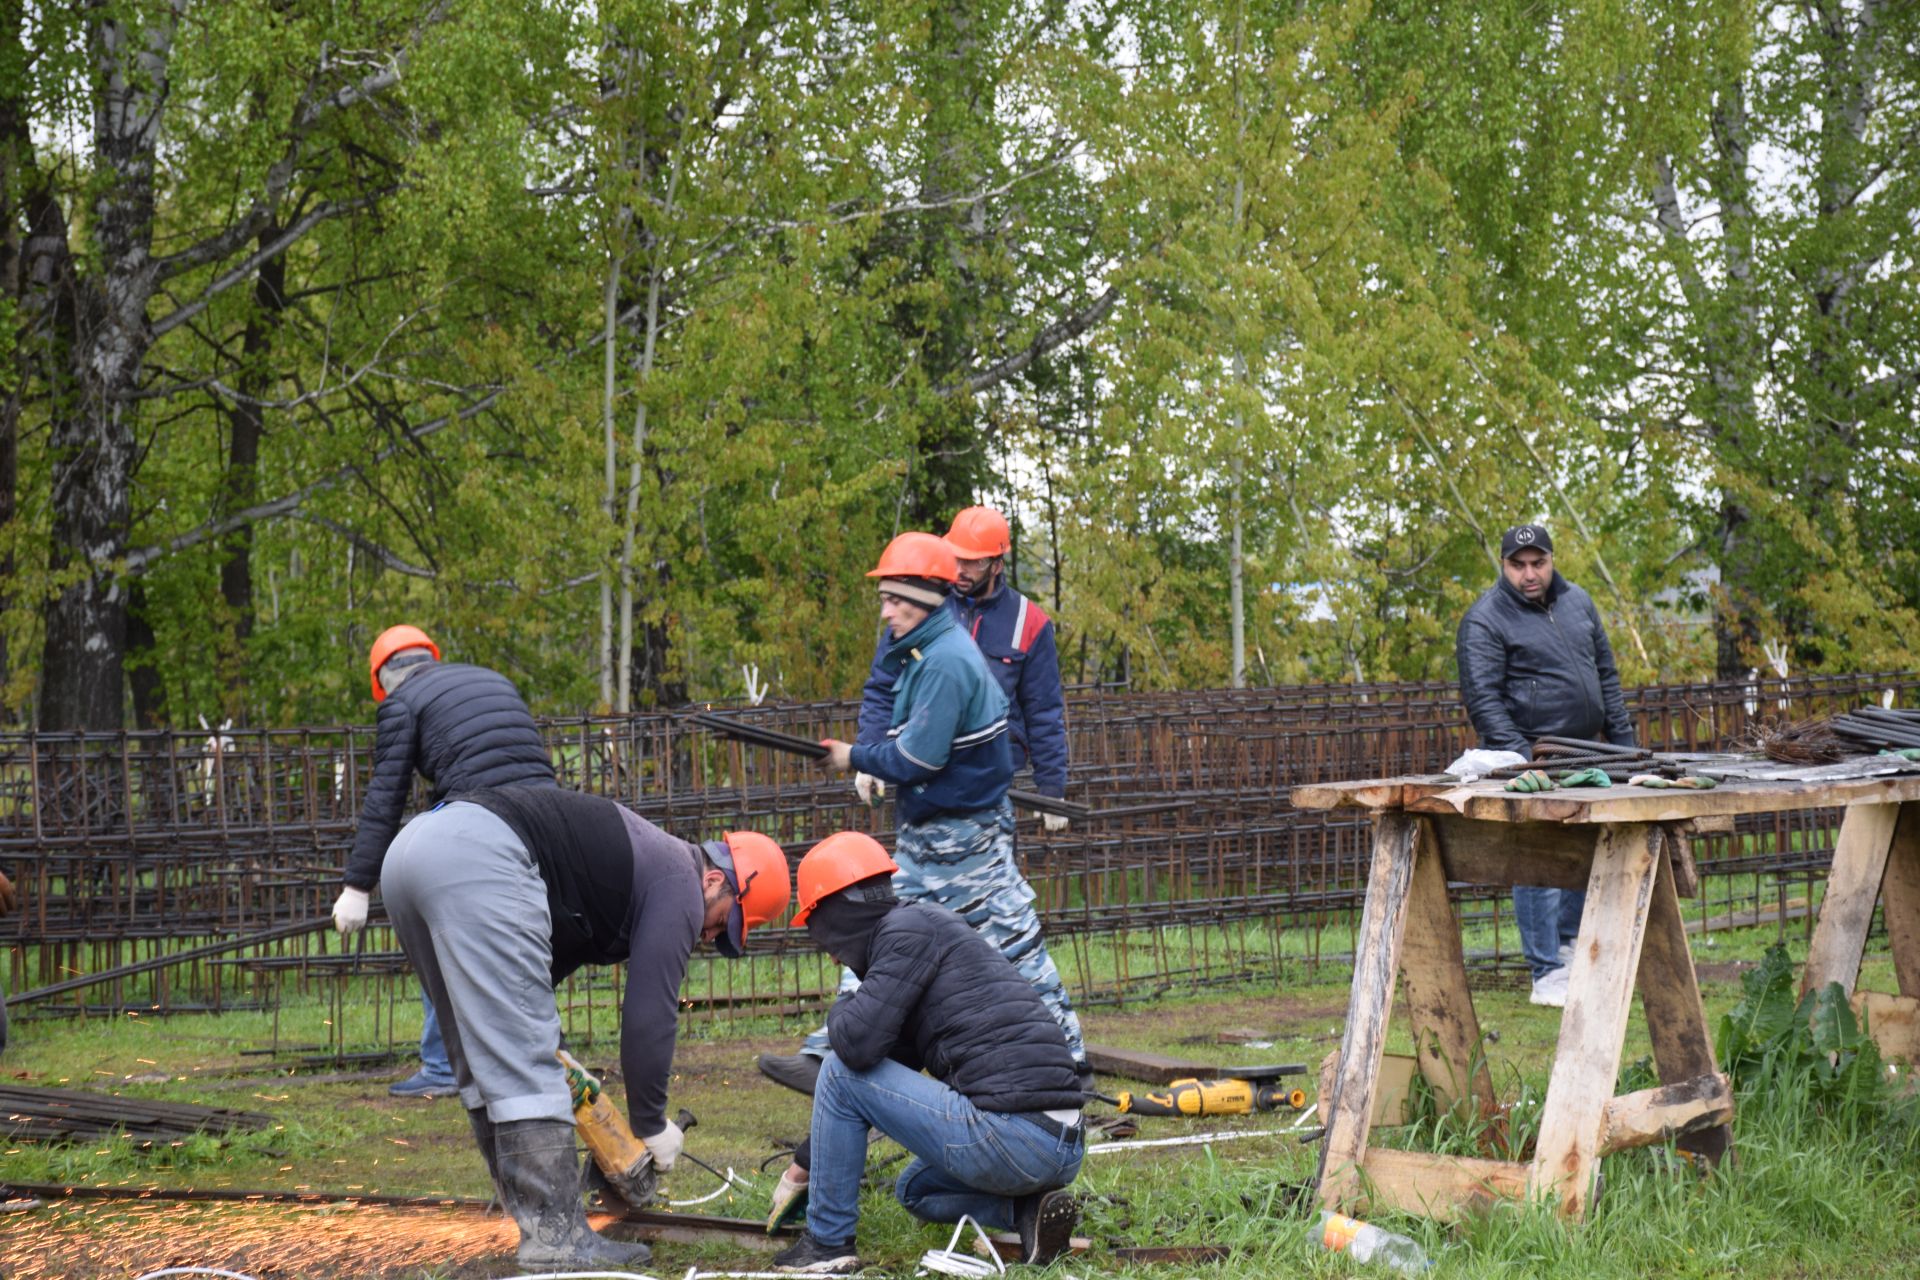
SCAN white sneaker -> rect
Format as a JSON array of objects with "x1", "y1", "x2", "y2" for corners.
[
  {"x1": 1530, "y1": 966, "x2": 1570, "y2": 1008},
  {"x1": 1557, "y1": 943, "x2": 1574, "y2": 967}
]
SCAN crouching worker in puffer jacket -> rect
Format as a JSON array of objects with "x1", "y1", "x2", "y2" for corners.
[{"x1": 768, "y1": 832, "x2": 1085, "y2": 1275}]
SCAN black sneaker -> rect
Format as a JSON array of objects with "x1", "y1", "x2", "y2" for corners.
[
  {"x1": 1013, "y1": 1187, "x2": 1078, "y2": 1265},
  {"x1": 759, "y1": 1052, "x2": 824, "y2": 1096},
  {"x1": 770, "y1": 1231, "x2": 861, "y2": 1273}
]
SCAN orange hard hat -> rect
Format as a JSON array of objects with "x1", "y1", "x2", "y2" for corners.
[
  {"x1": 867, "y1": 531, "x2": 960, "y2": 583},
  {"x1": 791, "y1": 831, "x2": 898, "y2": 927},
  {"x1": 710, "y1": 831, "x2": 794, "y2": 957},
  {"x1": 368, "y1": 625, "x2": 440, "y2": 701},
  {"x1": 944, "y1": 506, "x2": 1011, "y2": 559}
]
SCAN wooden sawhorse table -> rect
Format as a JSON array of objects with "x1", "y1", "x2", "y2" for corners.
[{"x1": 1292, "y1": 770, "x2": 1920, "y2": 1222}]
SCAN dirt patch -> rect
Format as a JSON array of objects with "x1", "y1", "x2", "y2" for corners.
[{"x1": 1694, "y1": 960, "x2": 1759, "y2": 985}]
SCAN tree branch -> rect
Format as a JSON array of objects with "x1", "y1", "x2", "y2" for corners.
[
  {"x1": 151, "y1": 193, "x2": 384, "y2": 337},
  {"x1": 943, "y1": 286, "x2": 1118, "y2": 399},
  {"x1": 121, "y1": 382, "x2": 506, "y2": 574}
]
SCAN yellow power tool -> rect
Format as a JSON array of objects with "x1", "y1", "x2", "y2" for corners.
[
  {"x1": 559, "y1": 1049, "x2": 681, "y2": 1208},
  {"x1": 1110, "y1": 1076, "x2": 1308, "y2": 1117}
]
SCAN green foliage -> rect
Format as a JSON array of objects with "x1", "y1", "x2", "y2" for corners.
[{"x1": 1717, "y1": 943, "x2": 1888, "y2": 1125}]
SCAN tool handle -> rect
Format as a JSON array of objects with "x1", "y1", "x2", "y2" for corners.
[{"x1": 675, "y1": 1107, "x2": 697, "y2": 1134}]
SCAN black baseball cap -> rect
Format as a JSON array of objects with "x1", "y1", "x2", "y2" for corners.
[{"x1": 1500, "y1": 524, "x2": 1553, "y2": 559}]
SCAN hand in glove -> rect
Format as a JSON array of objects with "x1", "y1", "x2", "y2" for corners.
[
  {"x1": 642, "y1": 1118, "x2": 684, "y2": 1172},
  {"x1": 853, "y1": 772, "x2": 885, "y2": 807},
  {"x1": 1504, "y1": 770, "x2": 1556, "y2": 793},
  {"x1": 767, "y1": 1164, "x2": 809, "y2": 1234},
  {"x1": 1554, "y1": 767, "x2": 1613, "y2": 788},
  {"x1": 332, "y1": 886, "x2": 370, "y2": 935},
  {"x1": 1043, "y1": 811, "x2": 1071, "y2": 834},
  {"x1": 0, "y1": 870, "x2": 15, "y2": 915}
]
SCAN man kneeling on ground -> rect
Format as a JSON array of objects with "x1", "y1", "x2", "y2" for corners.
[{"x1": 770, "y1": 832, "x2": 1084, "y2": 1274}]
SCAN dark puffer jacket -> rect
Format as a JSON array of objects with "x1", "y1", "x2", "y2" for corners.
[
  {"x1": 343, "y1": 662, "x2": 556, "y2": 889},
  {"x1": 1455, "y1": 572, "x2": 1635, "y2": 756},
  {"x1": 827, "y1": 901, "x2": 1084, "y2": 1113}
]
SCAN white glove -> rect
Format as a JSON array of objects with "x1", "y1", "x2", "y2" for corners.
[
  {"x1": 768, "y1": 1163, "x2": 809, "y2": 1232},
  {"x1": 1043, "y1": 812, "x2": 1071, "y2": 834},
  {"x1": 642, "y1": 1118, "x2": 684, "y2": 1172},
  {"x1": 332, "y1": 886, "x2": 370, "y2": 935},
  {"x1": 853, "y1": 772, "x2": 884, "y2": 807}
]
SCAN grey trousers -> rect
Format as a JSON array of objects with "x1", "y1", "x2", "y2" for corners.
[{"x1": 381, "y1": 801, "x2": 573, "y2": 1123}]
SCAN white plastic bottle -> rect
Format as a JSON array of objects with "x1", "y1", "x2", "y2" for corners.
[{"x1": 1309, "y1": 1209, "x2": 1432, "y2": 1275}]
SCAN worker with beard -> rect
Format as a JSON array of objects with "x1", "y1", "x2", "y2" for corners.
[
  {"x1": 380, "y1": 785, "x2": 788, "y2": 1268},
  {"x1": 767, "y1": 832, "x2": 1083, "y2": 1275}
]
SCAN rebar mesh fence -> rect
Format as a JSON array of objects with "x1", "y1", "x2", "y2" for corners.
[{"x1": 1, "y1": 671, "x2": 1911, "y2": 1053}]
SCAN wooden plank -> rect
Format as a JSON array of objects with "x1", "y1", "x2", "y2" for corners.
[
  {"x1": 1430, "y1": 815, "x2": 1595, "y2": 890},
  {"x1": 1851, "y1": 991, "x2": 1920, "y2": 1062},
  {"x1": 1598, "y1": 1073, "x2": 1733, "y2": 1156},
  {"x1": 1316, "y1": 813, "x2": 1421, "y2": 1212},
  {"x1": 1290, "y1": 779, "x2": 1403, "y2": 811},
  {"x1": 1317, "y1": 1049, "x2": 1415, "y2": 1128},
  {"x1": 1415, "y1": 775, "x2": 1920, "y2": 826},
  {"x1": 1082, "y1": 1045, "x2": 1305, "y2": 1085},
  {"x1": 1880, "y1": 803, "x2": 1920, "y2": 998},
  {"x1": 1636, "y1": 842, "x2": 1731, "y2": 1166},
  {"x1": 1399, "y1": 818, "x2": 1495, "y2": 1114},
  {"x1": 1661, "y1": 824, "x2": 1700, "y2": 898},
  {"x1": 1528, "y1": 823, "x2": 1661, "y2": 1220},
  {"x1": 1352, "y1": 1147, "x2": 1528, "y2": 1222},
  {"x1": 1801, "y1": 803, "x2": 1902, "y2": 997},
  {"x1": 1288, "y1": 775, "x2": 1461, "y2": 811}
]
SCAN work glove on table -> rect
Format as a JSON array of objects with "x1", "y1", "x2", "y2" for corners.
[
  {"x1": 1882, "y1": 748, "x2": 1920, "y2": 762},
  {"x1": 1628, "y1": 774, "x2": 1718, "y2": 790},
  {"x1": 1504, "y1": 770, "x2": 1556, "y2": 793},
  {"x1": 641, "y1": 1119, "x2": 683, "y2": 1172},
  {"x1": 1043, "y1": 812, "x2": 1071, "y2": 834},
  {"x1": 853, "y1": 772, "x2": 884, "y2": 806},
  {"x1": 1554, "y1": 767, "x2": 1613, "y2": 788},
  {"x1": 767, "y1": 1165, "x2": 809, "y2": 1233},
  {"x1": 331, "y1": 886, "x2": 369, "y2": 934}
]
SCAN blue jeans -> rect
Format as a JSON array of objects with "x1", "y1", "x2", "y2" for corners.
[
  {"x1": 807, "y1": 1054, "x2": 1083, "y2": 1246},
  {"x1": 417, "y1": 989, "x2": 456, "y2": 1084},
  {"x1": 1513, "y1": 886, "x2": 1585, "y2": 979}
]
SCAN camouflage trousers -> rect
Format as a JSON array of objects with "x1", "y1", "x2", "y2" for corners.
[{"x1": 802, "y1": 798, "x2": 1086, "y2": 1064}]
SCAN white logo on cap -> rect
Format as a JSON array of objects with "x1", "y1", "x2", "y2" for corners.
[{"x1": 1514, "y1": 526, "x2": 1536, "y2": 544}]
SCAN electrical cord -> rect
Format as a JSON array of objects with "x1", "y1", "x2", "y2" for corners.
[{"x1": 916, "y1": 1214, "x2": 1005, "y2": 1278}]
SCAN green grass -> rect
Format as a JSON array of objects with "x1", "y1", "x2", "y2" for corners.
[{"x1": 4, "y1": 924, "x2": 1917, "y2": 1278}]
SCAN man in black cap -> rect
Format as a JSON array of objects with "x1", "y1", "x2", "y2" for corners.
[{"x1": 1455, "y1": 524, "x2": 1635, "y2": 1007}]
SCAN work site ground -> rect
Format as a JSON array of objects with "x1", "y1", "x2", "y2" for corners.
[{"x1": 3, "y1": 926, "x2": 1917, "y2": 1280}]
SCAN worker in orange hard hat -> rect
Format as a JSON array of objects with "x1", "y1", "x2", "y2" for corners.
[
  {"x1": 767, "y1": 831, "x2": 1084, "y2": 1274},
  {"x1": 380, "y1": 787, "x2": 788, "y2": 1268},
  {"x1": 757, "y1": 531, "x2": 1087, "y2": 1099},
  {"x1": 853, "y1": 506, "x2": 1070, "y2": 832},
  {"x1": 335, "y1": 625, "x2": 557, "y2": 1100}
]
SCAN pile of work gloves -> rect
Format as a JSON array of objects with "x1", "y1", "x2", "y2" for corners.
[{"x1": 1504, "y1": 769, "x2": 1718, "y2": 792}]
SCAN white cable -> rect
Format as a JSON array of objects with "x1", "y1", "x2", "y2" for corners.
[
  {"x1": 666, "y1": 1180, "x2": 732, "y2": 1207},
  {"x1": 1085, "y1": 1126, "x2": 1289, "y2": 1154},
  {"x1": 916, "y1": 1214, "x2": 1005, "y2": 1278},
  {"x1": 134, "y1": 1270, "x2": 262, "y2": 1280},
  {"x1": 490, "y1": 1272, "x2": 663, "y2": 1280}
]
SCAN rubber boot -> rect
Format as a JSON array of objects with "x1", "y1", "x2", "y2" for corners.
[
  {"x1": 494, "y1": 1118, "x2": 652, "y2": 1268},
  {"x1": 465, "y1": 1107, "x2": 506, "y2": 1213}
]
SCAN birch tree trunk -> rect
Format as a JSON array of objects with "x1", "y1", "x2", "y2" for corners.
[{"x1": 37, "y1": 3, "x2": 181, "y2": 730}]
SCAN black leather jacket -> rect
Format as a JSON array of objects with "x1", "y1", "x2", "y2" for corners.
[
  {"x1": 1454, "y1": 573, "x2": 1635, "y2": 756},
  {"x1": 343, "y1": 662, "x2": 556, "y2": 889}
]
